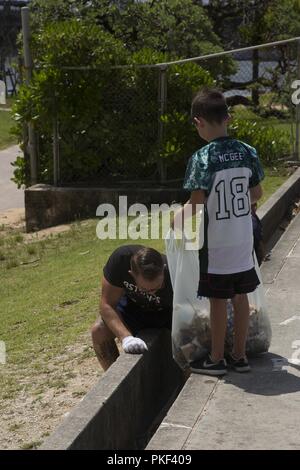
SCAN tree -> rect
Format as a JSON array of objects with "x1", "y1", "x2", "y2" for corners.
[
  {"x1": 239, "y1": 0, "x2": 300, "y2": 107},
  {"x1": 205, "y1": 0, "x2": 246, "y2": 49},
  {"x1": 205, "y1": 0, "x2": 300, "y2": 108},
  {"x1": 28, "y1": 0, "x2": 234, "y2": 77}
]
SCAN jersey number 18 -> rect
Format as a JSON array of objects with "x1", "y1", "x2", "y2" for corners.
[{"x1": 215, "y1": 176, "x2": 250, "y2": 220}]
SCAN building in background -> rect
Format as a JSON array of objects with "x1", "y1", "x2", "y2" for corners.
[{"x1": 0, "y1": 0, "x2": 29, "y2": 95}]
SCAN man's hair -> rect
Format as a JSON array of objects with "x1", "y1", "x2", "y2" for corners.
[
  {"x1": 191, "y1": 87, "x2": 229, "y2": 124},
  {"x1": 131, "y1": 247, "x2": 164, "y2": 281}
]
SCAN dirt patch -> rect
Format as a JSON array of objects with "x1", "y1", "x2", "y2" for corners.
[
  {"x1": 24, "y1": 224, "x2": 72, "y2": 242},
  {"x1": 0, "y1": 208, "x2": 25, "y2": 229},
  {"x1": 0, "y1": 207, "x2": 73, "y2": 241},
  {"x1": 0, "y1": 334, "x2": 106, "y2": 450}
]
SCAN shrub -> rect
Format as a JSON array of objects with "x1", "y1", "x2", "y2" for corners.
[{"x1": 230, "y1": 118, "x2": 291, "y2": 164}]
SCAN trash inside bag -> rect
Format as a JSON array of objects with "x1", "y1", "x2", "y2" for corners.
[
  {"x1": 225, "y1": 300, "x2": 272, "y2": 356},
  {"x1": 165, "y1": 229, "x2": 272, "y2": 370}
]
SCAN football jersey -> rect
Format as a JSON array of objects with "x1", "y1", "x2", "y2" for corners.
[{"x1": 183, "y1": 136, "x2": 264, "y2": 274}]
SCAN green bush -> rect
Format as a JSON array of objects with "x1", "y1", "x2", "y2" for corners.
[
  {"x1": 230, "y1": 118, "x2": 291, "y2": 164},
  {"x1": 12, "y1": 20, "x2": 131, "y2": 186}
]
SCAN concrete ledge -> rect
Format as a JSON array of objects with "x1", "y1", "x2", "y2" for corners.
[
  {"x1": 25, "y1": 169, "x2": 300, "y2": 234},
  {"x1": 257, "y1": 168, "x2": 300, "y2": 243},
  {"x1": 25, "y1": 185, "x2": 187, "y2": 232},
  {"x1": 261, "y1": 209, "x2": 300, "y2": 284},
  {"x1": 146, "y1": 374, "x2": 218, "y2": 450},
  {"x1": 40, "y1": 329, "x2": 185, "y2": 450}
]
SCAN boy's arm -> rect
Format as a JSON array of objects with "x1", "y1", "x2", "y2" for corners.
[
  {"x1": 250, "y1": 183, "x2": 263, "y2": 204},
  {"x1": 171, "y1": 189, "x2": 206, "y2": 230},
  {"x1": 248, "y1": 145, "x2": 264, "y2": 202}
]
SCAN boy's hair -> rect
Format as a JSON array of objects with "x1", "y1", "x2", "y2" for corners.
[
  {"x1": 131, "y1": 247, "x2": 164, "y2": 281},
  {"x1": 191, "y1": 88, "x2": 229, "y2": 124}
]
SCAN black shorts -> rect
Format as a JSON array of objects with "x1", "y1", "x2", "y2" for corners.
[
  {"x1": 115, "y1": 296, "x2": 172, "y2": 336},
  {"x1": 198, "y1": 267, "x2": 260, "y2": 299}
]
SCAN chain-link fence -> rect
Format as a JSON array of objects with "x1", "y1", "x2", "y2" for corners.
[{"x1": 33, "y1": 38, "x2": 299, "y2": 187}]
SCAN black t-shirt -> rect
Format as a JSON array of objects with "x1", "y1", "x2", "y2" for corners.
[{"x1": 103, "y1": 245, "x2": 173, "y2": 314}]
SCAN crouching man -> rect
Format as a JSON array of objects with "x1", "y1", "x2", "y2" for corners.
[{"x1": 91, "y1": 245, "x2": 173, "y2": 370}]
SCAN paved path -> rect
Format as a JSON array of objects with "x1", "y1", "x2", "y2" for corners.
[
  {"x1": 0, "y1": 145, "x2": 24, "y2": 211},
  {"x1": 148, "y1": 212, "x2": 300, "y2": 450}
]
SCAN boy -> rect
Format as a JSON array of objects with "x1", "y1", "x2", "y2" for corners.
[{"x1": 173, "y1": 88, "x2": 264, "y2": 376}]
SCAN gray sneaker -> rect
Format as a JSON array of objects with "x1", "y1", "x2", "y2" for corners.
[
  {"x1": 227, "y1": 353, "x2": 251, "y2": 372},
  {"x1": 190, "y1": 355, "x2": 227, "y2": 376}
]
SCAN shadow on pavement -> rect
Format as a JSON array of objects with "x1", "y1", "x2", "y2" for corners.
[{"x1": 223, "y1": 352, "x2": 300, "y2": 396}]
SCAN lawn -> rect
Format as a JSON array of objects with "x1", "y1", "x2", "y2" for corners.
[
  {"x1": 0, "y1": 111, "x2": 17, "y2": 150},
  {"x1": 259, "y1": 167, "x2": 291, "y2": 206},
  {"x1": 0, "y1": 222, "x2": 164, "y2": 393}
]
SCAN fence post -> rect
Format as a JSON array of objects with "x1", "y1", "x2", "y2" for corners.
[
  {"x1": 158, "y1": 66, "x2": 167, "y2": 183},
  {"x1": 296, "y1": 39, "x2": 300, "y2": 161},
  {"x1": 53, "y1": 116, "x2": 60, "y2": 186},
  {"x1": 252, "y1": 49, "x2": 259, "y2": 108},
  {"x1": 21, "y1": 6, "x2": 38, "y2": 185}
]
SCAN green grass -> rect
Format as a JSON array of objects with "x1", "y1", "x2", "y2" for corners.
[
  {"x1": 260, "y1": 167, "x2": 290, "y2": 206},
  {"x1": 0, "y1": 96, "x2": 15, "y2": 109},
  {"x1": 0, "y1": 111, "x2": 17, "y2": 149},
  {"x1": 232, "y1": 104, "x2": 293, "y2": 131},
  {"x1": 0, "y1": 220, "x2": 164, "y2": 398}
]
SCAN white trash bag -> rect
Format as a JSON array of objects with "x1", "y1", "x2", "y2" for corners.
[
  {"x1": 225, "y1": 254, "x2": 272, "y2": 356},
  {"x1": 165, "y1": 229, "x2": 272, "y2": 370}
]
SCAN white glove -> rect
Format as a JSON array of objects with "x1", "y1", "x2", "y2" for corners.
[{"x1": 122, "y1": 336, "x2": 148, "y2": 354}]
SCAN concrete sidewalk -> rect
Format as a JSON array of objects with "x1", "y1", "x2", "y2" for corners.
[
  {"x1": 0, "y1": 145, "x2": 24, "y2": 211},
  {"x1": 148, "y1": 212, "x2": 300, "y2": 450}
]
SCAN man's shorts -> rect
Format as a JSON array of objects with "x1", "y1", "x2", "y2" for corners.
[
  {"x1": 198, "y1": 267, "x2": 260, "y2": 299},
  {"x1": 115, "y1": 296, "x2": 172, "y2": 336}
]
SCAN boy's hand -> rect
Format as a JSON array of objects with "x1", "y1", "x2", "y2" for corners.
[{"x1": 250, "y1": 184, "x2": 263, "y2": 203}]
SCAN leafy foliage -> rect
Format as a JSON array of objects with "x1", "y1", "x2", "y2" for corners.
[
  {"x1": 230, "y1": 118, "x2": 290, "y2": 165},
  {"x1": 12, "y1": 21, "x2": 213, "y2": 186}
]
